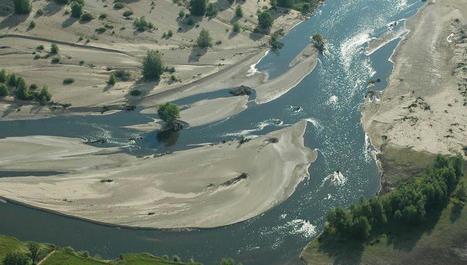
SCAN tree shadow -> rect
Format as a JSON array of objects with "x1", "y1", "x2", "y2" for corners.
[
  {"x1": 124, "y1": 79, "x2": 159, "y2": 105},
  {"x1": 0, "y1": 13, "x2": 28, "y2": 30},
  {"x1": 156, "y1": 129, "x2": 180, "y2": 147},
  {"x1": 188, "y1": 47, "x2": 207, "y2": 62},
  {"x1": 61, "y1": 16, "x2": 77, "y2": 28},
  {"x1": 43, "y1": 2, "x2": 63, "y2": 16},
  {"x1": 450, "y1": 202, "x2": 464, "y2": 223},
  {"x1": 316, "y1": 238, "x2": 365, "y2": 265},
  {"x1": 176, "y1": 16, "x2": 201, "y2": 33},
  {"x1": 248, "y1": 31, "x2": 265, "y2": 41}
]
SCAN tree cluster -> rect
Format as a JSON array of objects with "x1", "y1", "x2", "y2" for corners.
[
  {"x1": 142, "y1": 50, "x2": 164, "y2": 81},
  {"x1": 13, "y1": 0, "x2": 31, "y2": 14},
  {"x1": 3, "y1": 242, "x2": 43, "y2": 265},
  {"x1": 0, "y1": 69, "x2": 52, "y2": 105},
  {"x1": 323, "y1": 155, "x2": 464, "y2": 241}
]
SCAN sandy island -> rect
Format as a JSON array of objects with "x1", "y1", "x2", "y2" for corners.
[{"x1": 0, "y1": 120, "x2": 317, "y2": 229}]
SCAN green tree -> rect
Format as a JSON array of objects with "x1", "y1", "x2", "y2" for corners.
[
  {"x1": 235, "y1": 5, "x2": 243, "y2": 17},
  {"x1": 50, "y1": 43, "x2": 59, "y2": 54},
  {"x1": 257, "y1": 11, "x2": 273, "y2": 31},
  {"x1": 158, "y1": 102, "x2": 180, "y2": 128},
  {"x1": 13, "y1": 0, "x2": 31, "y2": 14},
  {"x1": 15, "y1": 77, "x2": 31, "y2": 100},
  {"x1": 206, "y1": 3, "x2": 218, "y2": 18},
  {"x1": 0, "y1": 83, "x2": 9, "y2": 97},
  {"x1": 232, "y1": 22, "x2": 240, "y2": 33},
  {"x1": 350, "y1": 216, "x2": 371, "y2": 240},
  {"x1": 71, "y1": 1, "x2": 83, "y2": 18},
  {"x1": 108, "y1": 73, "x2": 116, "y2": 85},
  {"x1": 312, "y1": 34, "x2": 325, "y2": 52},
  {"x1": 37, "y1": 86, "x2": 52, "y2": 105},
  {"x1": 142, "y1": 50, "x2": 164, "y2": 81},
  {"x1": 27, "y1": 242, "x2": 41, "y2": 265},
  {"x1": 0, "y1": 69, "x2": 6, "y2": 83},
  {"x1": 2, "y1": 252, "x2": 30, "y2": 265},
  {"x1": 277, "y1": 0, "x2": 294, "y2": 8},
  {"x1": 190, "y1": 0, "x2": 207, "y2": 16},
  {"x1": 197, "y1": 28, "x2": 212, "y2": 48},
  {"x1": 7, "y1": 74, "x2": 17, "y2": 87}
]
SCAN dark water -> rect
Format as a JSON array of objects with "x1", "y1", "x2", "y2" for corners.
[{"x1": 0, "y1": 0, "x2": 424, "y2": 264}]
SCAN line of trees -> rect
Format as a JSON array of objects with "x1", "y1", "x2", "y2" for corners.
[
  {"x1": 322, "y1": 155, "x2": 464, "y2": 241},
  {"x1": 0, "y1": 69, "x2": 52, "y2": 105}
]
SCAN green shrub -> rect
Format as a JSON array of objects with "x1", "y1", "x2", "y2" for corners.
[
  {"x1": 114, "y1": 69, "x2": 131, "y2": 81},
  {"x1": 129, "y1": 89, "x2": 141, "y2": 96},
  {"x1": 0, "y1": 84, "x2": 9, "y2": 97},
  {"x1": 142, "y1": 50, "x2": 164, "y2": 81},
  {"x1": 133, "y1": 16, "x2": 155, "y2": 32},
  {"x1": 123, "y1": 10, "x2": 133, "y2": 17},
  {"x1": 108, "y1": 73, "x2": 116, "y2": 85},
  {"x1": 0, "y1": 69, "x2": 6, "y2": 83},
  {"x1": 7, "y1": 74, "x2": 17, "y2": 87},
  {"x1": 63, "y1": 78, "x2": 74, "y2": 84},
  {"x1": 178, "y1": 10, "x2": 185, "y2": 18},
  {"x1": 28, "y1": 20, "x2": 36, "y2": 29},
  {"x1": 51, "y1": 57, "x2": 60, "y2": 64},
  {"x1": 205, "y1": 3, "x2": 218, "y2": 18},
  {"x1": 29, "y1": 83, "x2": 38, "y2": 90},
  {"x1": 2, "y1": 252, "x2": 30, "y2": 265},
  {"x1": 232, "y1": 22, "x2": 240, "y2": 32},
  {"x1": 80, "y1": 12, "x2": 94, "y2": 22},
  {"x1": 71, "y1": 1, "x2": 83, "y2": 18},
  {"x1": 36, "y1": 45, "x2": 44, "y2": 51},
  {"x1": 235, "y1": 5, "x2": 243, "y2": 17},
  {"x1": 197, "y1": 28, "x2": 212, "y2": 48},
  {"x1": 36, "y1": 8, "x2": 44, "y2": 16},
  {"x1": 99, "y1": 13, "x2": 107, "y2": 20},
  {"x1": 13, "y1": 0, "x2": 31, "y2": 14},
  {"x1": 113, "y1": 2, "x2": 124, "y2": 9},
  {"x1": 312, "y1": 34, "x2": 325, "y2": 52},
  {"x1": 190, "y1": 0, "x2": 207, "y2": 16},
  {"x1": 95, "y1": 27, "x2": 106, "y2": 33},
  {"x1": 37, "y1": 86, "x2": 52, "y2": 105},
  {"x1": 158, "y1": 102, "x2": 180, "y2": 128},
  {"x1": 50, "y1": 43, "x2": 59, "y2": 54}
]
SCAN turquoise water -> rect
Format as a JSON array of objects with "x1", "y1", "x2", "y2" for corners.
[{"x1": 0, "y1": 0, "x2": 424, "y2": 264}]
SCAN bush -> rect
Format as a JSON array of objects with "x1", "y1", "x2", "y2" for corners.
[
  {"x1": 197, "y1": 28, "x2": 212, "y2": 48},
  {"x1": 0, "y1": 69, "x2": 6, "y2": 83},
  {"x1": 36, "y1": 45, "x2": 44, "y2": 51},
  {"x1": 7, "y1": 74, "x2": 17, "y2": 87},
  {"x1": 113, "y1": 2, "x2": 124, "y2": 9},
  {"x1": 37, "y1": 86, "x2": 52, "y2": 105},
  {"x1": 51, "y1": 57, "x2": 60, "y2": 64},
  {"x1": 312, "y1": 34, "x2": 325, "y2": 52},
  {"x1": 15, "y1": 77, "x2": 32, "y2": 100},
  {"x1": 54, "y1": 0, "x2": 71, "y2": 4},
  {"x1": 29, "y1": 83, "x2": 38, "y2": 90},
  {"x1": 80, "y1": 12, "x2": 94, "y2": 22},
  {"x1": 158, "y1": 102, "x2": 180, "y2": 127},
  {"x1": 129, "y1": 89, "x2": 141, "y2": 96},
  {"x1": 190, "y1": 0, "x2": 207, "y2": 16},
  {"x1": 13, "y1": 0, "x2": 31, "y2": 14},
  {"x1": 108, "y1": 73, "x2": 116, "y2": 85},
  {"x1": 99, "y1": 13, "x2": 107, "y2": 20},
  {"x1": 50, "y1": 44, "x2": 59, "y2": 54},
  {"x1": 123, "y1": 10, "x2": 133, "y2": 17},
  {"x1": 178, "y1": 10, "x2": 185, "y2": 18},
  {"x1": 71, "y1": 1, "x2": 83, "y2": 18},
  {"x1": 232, "y1": 22, "x2": 240, "y2": 33},
  {"x1": 2, "y1": 252, "x2": 30, "y2": 265},
  {"x1": 257, "y1": 11, "x2": 273, "y2": 31},
  {"x1": 28, "y1": 21, "x2": 36, "y2": 29},
  {"x1": 36, "y1": 8, "x2": 44, "y2": 16},
  {"x1": 0, "y1": 84, "x2": 9, "y2": 97},
  {"x1": 235, "y1": 5, "x2": 243, "y2": 17},
  {"x1": 95, "y1": 27, "x2": 106, "y2": 33},
  {"x1": 142, "y1": 50, "x2": 164, "y2": 81},
  {"x1": 63, "y1": 78, "x2": 74, "y2": 85},
  {"x1": 134, "y1": 16, "x2": 154, "y2": 32},
  {"x1": 205, "y1": 3, "x2": 218, "y2": 18}
]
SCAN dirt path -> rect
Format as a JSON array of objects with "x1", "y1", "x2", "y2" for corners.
[{"x1": 37, "y1": 249, "x2": 56, "y2": 265}]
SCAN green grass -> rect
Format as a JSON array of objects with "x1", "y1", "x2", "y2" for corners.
[
  {"x1": 0, "y1": 235, "x2": 199, "y2": 265},
  {"x1": 301, "y1": 158, "x2": 467, "y2": 265}
]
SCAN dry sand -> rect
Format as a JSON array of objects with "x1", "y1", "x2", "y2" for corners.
[
  {"x1": 0, "y1": 120, "x2": 317, "y2": 229},
  {"x1": 361, "y1": 0, "x2": 467, "y2": 157}
]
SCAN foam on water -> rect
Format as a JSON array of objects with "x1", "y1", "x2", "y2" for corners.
[
  {"x1": 321, "y1": 171, "x2": 347, "y2": 186},
  {"x1": 224, "y1": 119, "x2": 285, "y2": 137},
  {"x1": 340, "y1": 31, "x2": 373, "y2": 69}
]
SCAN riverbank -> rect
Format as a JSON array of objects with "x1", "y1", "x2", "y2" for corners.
[
  {"x1": 0, "y1": 0, "x2": 316, "y2": 124},
  {"x1": 0, "y1": 120, "x2": 317, "y2": 229},
  {"x1": 361, "y1": 0, "x2": 467, "y2": 158}
]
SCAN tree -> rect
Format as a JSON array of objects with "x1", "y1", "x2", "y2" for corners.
[
  {"x1": 206, "y1": 3, "x2": 218, "y2": 18},
  {"x1": 142, "y1": 50, "x2": 164, "y2": 81},
  {"x1": 71, "y1": 1, "x2": 83, "y2": 18},
  {"x1": 190, "y1": 0, "x2": 207, "y2": 16},
  {"x1": 7, "y1": 74, "x2": 17, "y2": 87},
  {"x1": 0, "y1": 84, "x2": 9, "y2": 97},
  {"x1": 37, "y1": 86, "x2": 52, "y2": 105},
  {"x1": 3, "y1": 252, "x2": 30, "y2": 265},
  {"x1": 27, "y1": 242, "x2": 41, "y2": 265},
  {"x1": 257, "y1": 11, "x2": 273, "y2": 32},
  {"x1": 15, "y1": 77, "x2": 31, "y2": 100},
  {"x1": 232, "y1": 22, "x2": 240, "y2": 33},
  {"x1": 108, "y1": 73, "x2": 116, "y2": 85},
  {"x1": 0, "y1": 69, "x2": 6, "y2": 83},
  {"x1": 158, "y1": 102, "x2": 180, "y2": 128},
  {"x1": 312, "y1": 34, "x2": 325, "y2": 52},
  {"x1": 350, "y1": 216, "x2": 371, "y2": 240},
  {"x1": 197, "y1": 28, "x2": 212, "y2": 48},
  {"x1": 235, "y1": 5, "x2": 243, "y2": 17},
  {"x1": 13, "y1": 0, "x2": 31, "y2": 14},
  {"x1": 50, "y1": 44, "x2": 59, "y2": 54}
]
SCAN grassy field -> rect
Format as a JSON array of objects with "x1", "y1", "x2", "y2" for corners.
[
  {"x1": 300, "y1": 156, "x2": 467, "y2": 265},
  {"x1": 0, "y1": 235, "x2": 200, "y2": 265}
]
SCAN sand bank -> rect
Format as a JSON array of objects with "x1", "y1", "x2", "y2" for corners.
[
  {"x1": 361, "y1": 0, "x2": 467, "y2": 157},
  {"x1": 0, "y1": 121, "x2": 316, "y2": 229}
]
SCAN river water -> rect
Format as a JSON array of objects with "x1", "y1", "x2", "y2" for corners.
[{"x1": 0, "y1": 0, "x2": 424, "y2": 264}]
